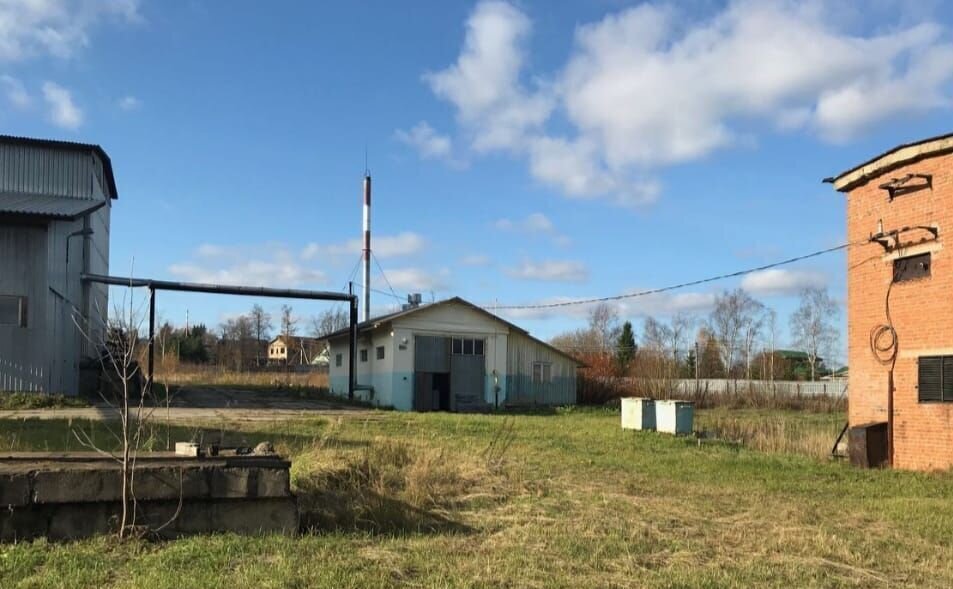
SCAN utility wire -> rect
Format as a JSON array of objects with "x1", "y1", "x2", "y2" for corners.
[
  {"x1": 490, "y1": 241, "x2": 862, "y2": 311},
  {"x1": 372, "y1": 252, "x2": 404, "y2": 303},
  {"x1": 339, "y1": 254, "x2": 364, "y2": 294}
]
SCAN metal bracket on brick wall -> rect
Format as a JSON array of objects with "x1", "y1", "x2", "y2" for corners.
[
  {"x1": 869, "y1": 225, "x2": 939, "y2": 252},
  {"x1": 879, "y1": 173, "x2": 932, "y2": 201}
]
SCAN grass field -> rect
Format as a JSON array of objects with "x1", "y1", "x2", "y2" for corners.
[{"x1": 2, "y1": 408, "x2": 952, "y2": 588}]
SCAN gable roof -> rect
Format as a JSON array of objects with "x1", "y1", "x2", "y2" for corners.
[
  {"x1": 825, "y1": 131, "x2": 953, "y2": 192},
  {"x1": 0, "y1": 135, "x2": 119, "y2": 199},
  {"x1": 324, "y1": 296, "x2": 584, "y2": 365},
  {"x1": 270, "y1": 335, "x2": 323, "y2": 347}
]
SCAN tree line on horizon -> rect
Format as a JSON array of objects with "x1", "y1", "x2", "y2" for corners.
[
  {"x1": 549, "y1": 286, "x2": 841, "y2": 383},
  {"x1": 150, "y1": 303, "x2": 350, "y2": 371}
]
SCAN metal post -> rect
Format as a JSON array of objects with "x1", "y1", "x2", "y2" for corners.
[
  {"x1": 348, "y1": 282, "x2": 358, "y2": 400},
  {"x1": 148, "y1": 286, "x2": 155, "y2": 397}
]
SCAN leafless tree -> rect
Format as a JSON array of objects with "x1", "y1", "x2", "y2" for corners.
[
  {"x1": 550, "y1": 327, "x2": 602, "y2": 356},
  {"x1": 740, "y1": 300, "x2": 766, "y2": 380},
  {"x1": 311, "y1": 307, "x2": 349, "y2": 338},
  {"x1": 790, "y1": 287, "x2": 839, "y2": 381},
  {"x1": 72, "y1": 286, "x2": 181, "y2": 539},
  {"x1": 249, "y1": 304, "x2": 272, "y2": 366},
  {"x1": 588, "y1": 303, "x2": 621, "y2": 353},
  {"x1": 669, "y1": 312, "x2": 696, "y2": 368},
  {"x1": 708, "y1": 289, "x2": 762, "y2": 378},
  {"x1": 764, "y1": 308, "x2": 779, "y2": 382},
  {"x1": 280, "y1": 304, "x2": 297, "y2": 339},
  {"x1": 220, "y1": 315, "x2": 254, "y2": 370}
]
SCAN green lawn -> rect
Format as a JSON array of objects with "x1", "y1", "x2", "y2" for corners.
[{"x1": 1, "y1": 408, "x2": 952, "y2": 588}]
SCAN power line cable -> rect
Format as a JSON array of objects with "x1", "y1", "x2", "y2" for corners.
[{"x1": 489, "y1": 241, "x2": 862, "y2": 311}]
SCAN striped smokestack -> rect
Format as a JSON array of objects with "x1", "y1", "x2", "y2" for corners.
[{"x1": 361, "y1": 173, "x2": 371, "y2": 322}]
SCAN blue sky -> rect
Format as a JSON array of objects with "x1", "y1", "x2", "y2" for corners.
[{"x1": 3, "y1": 0, "x2": 953, "y2": 362}]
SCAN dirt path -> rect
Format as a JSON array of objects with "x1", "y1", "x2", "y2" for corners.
[{"x1": 0, "y1": 386, "x2": 375, "y2": 423}]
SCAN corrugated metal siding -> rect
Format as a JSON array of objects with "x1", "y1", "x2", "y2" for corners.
[
  {"x1": 0, "y1": 144, "x2": 101, "y2": 199},
  {"x1": 506, "y1": 332, "x2": 577, "y2": 406},
  {"x1": 0, "y1": 225, "x2": 49, "y2": 392},
  {"x1": 451, "y1": 354, "x2": 485, "y2": 411},
  {"x1": 0, "y1": 193, "x2": 104, "y2": 218},
  {"x1": 0, "y1": 142, "x2": 112, "y2": 394},
  {"x1": 415, "y1": 335, "x2": 450, "y2": 372}
]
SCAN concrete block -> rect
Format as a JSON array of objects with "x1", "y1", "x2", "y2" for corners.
[
  {"x1": 208, "y1": 498, "x2": 298, "y2": 535},
  {"x1": 175, "y1": 442, "x2": 200, "y2": 457},
  {"x1": 0, "y1": 473, "x2": 32, "y2": 507},
  {"x1": 621, "y1": 397, "x2": 655, "y2": 431},
  {"x1": 32, "y1": 468, "x2": 122, "y2": 504},
  {"x1": 210, "y1": 467, "x2": 290, "y2": 499},
  {"x1": 0, "y1": 505, "x2": 51, "y2": 542},
  {"x1": 655, "y1": 400, "x2": 694, "y2": 435}
]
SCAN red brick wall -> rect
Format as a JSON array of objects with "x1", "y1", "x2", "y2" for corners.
[{"x1": 846, "y1": 151, "x2": 953, "y2": 471}]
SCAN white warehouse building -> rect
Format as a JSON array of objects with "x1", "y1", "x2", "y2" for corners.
[{"x1": 325, "y1": 297, "x2": 581, "y2": 411}]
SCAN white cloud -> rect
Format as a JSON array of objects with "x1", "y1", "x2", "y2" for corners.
[
  {"x1": 169, "y1": 244, "x2": 328, "y2": 288},
  {"x1": 423, "y1": 0, "x2": 553, "y2": 153},
  {"x1": 495, "y1": 212, "x2": 573, "y2": 245},
  {"x1": 425, "y1": 1, "x2": 953, "y2": 207},
  {"x1": 118, "y1": 95, "x2": 140, "y2": 111},
  {"x1": 506, "y1": 259, "x2": 589, "y2": 283},
  {"x1": 460, "y1": 254, "x2": 491, "y2": 266},
  {"x1": 394, "y1": 121, "x2": 455, "y2": 162},
  {"x1": 0, "y1": 0, "x2": 141, "y2": 61},
  {"x1": 384, "y1": 267, "x2": 450, "y2": 292},
  {"x1": 741, "y1": 268, "x2": 827, "y2": 296},
  {"x1": 42, "y1": 81, "x2": 82, "y2": 129},
  {"x1": 0, "y1": 74, "x2": 29, "y2": 108},
  {"x1": 301, "y1": 232, "x2": 426, "y2": 261},
  {"x1": 495, "y1": 212, "x2": 552, "y2": 233}
]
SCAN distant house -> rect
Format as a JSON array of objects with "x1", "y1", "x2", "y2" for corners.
[
  {"x1": 829, "y1": 131, "x2": 953, "y2": 471},
  {"x1": 774, "y1": 349, "x2": 825, "y2": 380},
  {"x1": 324, "y1": 297, "x2": 582, "y2": 411},
  {"x1": 267, "y1": 335, "x2": 323, "y2": 365},
  {"x1": 0, "y1": 135, "x2": 118, "y2": 394}
]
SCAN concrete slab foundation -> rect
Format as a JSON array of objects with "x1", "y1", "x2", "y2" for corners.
[{"x1": 0, "y1": 452, "x2": 298, "y2": 541}]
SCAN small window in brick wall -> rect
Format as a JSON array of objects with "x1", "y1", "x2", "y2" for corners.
[
  {"x1": 376, "y1": 346, "x2": 385, "y2": 360},
  {"x1": 894, "y1": 252, "x2": 931, "y2": 282},
  {"x1": 917, "y1": 356, "x2": 953, "y2": 402},
  {"x1": 335, "y1": 353, "x2": 342, "y2": 367}
]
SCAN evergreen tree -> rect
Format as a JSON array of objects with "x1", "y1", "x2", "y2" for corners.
[
  {"x1": 685, "y1": 348, "x2": 697, "y2": 378},
  {"x1": 615, "y1": 321, "x2": 637, "y2": 374}
]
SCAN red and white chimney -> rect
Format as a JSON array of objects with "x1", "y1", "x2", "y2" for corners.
[{"x1": 361, "y1": 173, "x2": 371, "y2": 322}]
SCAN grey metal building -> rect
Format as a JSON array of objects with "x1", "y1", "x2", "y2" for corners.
[{"x1": 0, "y1": 136, "x2": 118, "y2": 394}]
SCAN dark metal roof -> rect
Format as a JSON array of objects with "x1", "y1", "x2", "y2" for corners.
[
  {"x1": 0, "y1": 135, "x2": 118, "y2": 199},
  {"x1": 0, "y1": 192, "x2": 107, "y2": 219},
  {"x1": 324, "y1": 296, "x2": 584, "y2": 365}
]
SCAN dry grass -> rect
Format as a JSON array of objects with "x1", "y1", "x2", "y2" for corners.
[
  {"x1": 292, "y1": 419, "x2": 515, "y2": 535},
  {"x1": 695, "y1": 409, "x2": 845, "y2": 458},
  {"x1": 156, "y1": 364, "x2": 328, "y2": 389},
  {"x1": 4, "y1": 409, "x2": 953, "y2": 588}
]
